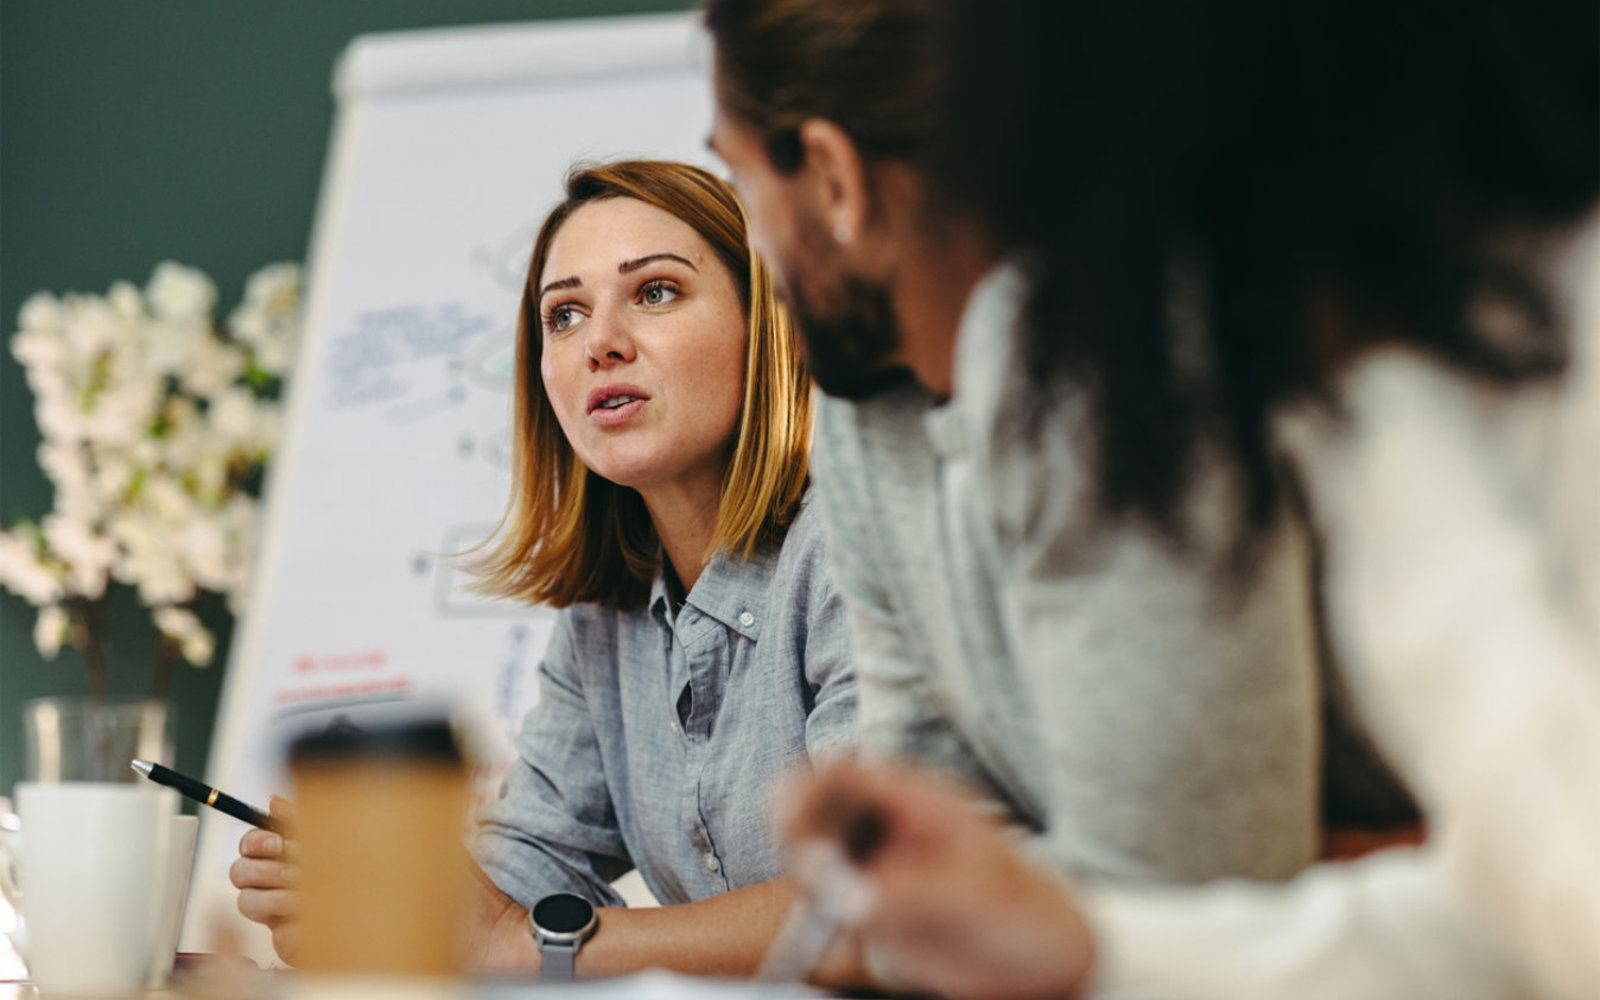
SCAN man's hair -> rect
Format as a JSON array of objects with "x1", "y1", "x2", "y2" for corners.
[
  {"x1": 705, "y1": 0, "x2": 935, "y2": 172},
  {"x1": 473, "y1": 160, "x2": 812, "y2": 610}
]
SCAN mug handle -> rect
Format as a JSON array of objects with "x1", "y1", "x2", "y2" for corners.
[
  {"x1": 0, "y1": 815, "x2": 28, "y2": 964},
  {"x1": 0, "y1": 818, "x2": 21, "y2": 908}
]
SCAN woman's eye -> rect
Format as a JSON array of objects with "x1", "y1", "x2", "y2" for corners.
[
  {"x1": 640, "y1": 282, "x2": 679, "y2": 307},
  {"x1": 546, "y1": 306, "x2": 579, "y2": 332}
]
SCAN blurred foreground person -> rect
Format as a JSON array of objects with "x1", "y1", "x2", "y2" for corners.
[
  {"x1": 235, "y1": 161, "x2": 859, "y2": 979},
  {"x1": 781, "y1": 2, "x2": 1600, "y2": 998}
]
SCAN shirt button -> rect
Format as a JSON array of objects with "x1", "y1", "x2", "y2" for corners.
[
  {"x1": 703, "y1": 853, "x2": 721, "y2": 874},
  {"x1": 738, "y1": 611, "x2": 754, "y2": 627},
  {"x1": 670, "y1": 721, "x2": 680, "y2": 735}
]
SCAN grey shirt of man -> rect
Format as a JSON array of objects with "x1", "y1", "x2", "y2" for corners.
[{"x1": 810, "y1": 262, "x2": 1322, "y2": 884}]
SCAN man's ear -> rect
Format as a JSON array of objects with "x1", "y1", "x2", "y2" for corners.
[{"x1": 797, "y1": 118, "x2": 870, "y2": 247}]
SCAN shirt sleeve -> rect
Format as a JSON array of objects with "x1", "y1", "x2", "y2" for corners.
[
  {"x1": 791, "y1": 513, "x2": 860, "y2": 763},
  {"x1": 471, "y1": 610, "x2": 631, "y2": 910},
  {"x1": 1082, "y1": 845, "x2": 1538, "y2": 1000},
  {"x1": 809, "y1": 396, "x2": 1006, "y2": 790},
  {"x1": 1277, "y1": 350, "x2": 1600, "y2": 1000}
]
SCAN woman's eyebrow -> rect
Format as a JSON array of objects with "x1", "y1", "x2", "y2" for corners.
[
  {"x1": 536, "y1": 275, "x2": 581, "y2": 305},
  {"x1": 619, "y1": 252, "x2": 697, "y2": 274}
]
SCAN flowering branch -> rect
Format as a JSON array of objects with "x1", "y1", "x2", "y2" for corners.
[{"x1": 0, "y1": 262, "x2": 302, "y2": 698}]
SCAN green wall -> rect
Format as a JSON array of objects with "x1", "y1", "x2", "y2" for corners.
[{"x1": 0, "y1": 0, "x2": 696, "y2": 798}]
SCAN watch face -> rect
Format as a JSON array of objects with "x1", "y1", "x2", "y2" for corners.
[{"x1": 533, "y1": 892, "x2": 596, "y2": 935}]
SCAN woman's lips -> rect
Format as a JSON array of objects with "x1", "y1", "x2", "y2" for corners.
[
  {"x1": 587, "y1": 384, "x2": 649, "y2": 412},
  {"x1": 587, "y1": 385, "x2": 650, "y2": 426},
  {"x1": 589, "y1": 396, "x2": 646, "y2": 426}
]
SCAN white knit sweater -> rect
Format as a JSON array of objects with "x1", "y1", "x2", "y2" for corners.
[{"x1": 1087, "y1": 216, "x2": 1600, "y2": 1000}]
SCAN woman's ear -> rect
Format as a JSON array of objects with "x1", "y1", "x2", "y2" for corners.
[{"x1": 797, "y1": 118, "x2": 870, "y2": 247}]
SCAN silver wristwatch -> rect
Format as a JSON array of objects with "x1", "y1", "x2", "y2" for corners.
[{"x1": 530, "y1": 892, "x2": 598, "y2": 980}]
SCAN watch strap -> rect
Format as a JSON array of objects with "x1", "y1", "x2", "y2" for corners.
[{"x1": 539, "y1": 937, "x2": 579, "y2": 980}]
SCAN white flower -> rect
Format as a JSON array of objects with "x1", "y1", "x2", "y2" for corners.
[
  {"x1": 111, "y1": 506, "x2": 196, "y2": 605},
  {"x1": 181, "y1": 336, "x2": 246, "y2": 399},
  {"x1": 140, "y1": 473, "x2": 196, "y2": 526},
  {"x1": 209, "y1": 386, "x2": 267, "y2": 451},
  {"x1": 34, "y1": 604, "x2": 70, "y2": 660},
  {"x1": 254, "y1": 337, "x2": 295, "y2": 375},
  {"x1": 182, "y1": 517, "x2": 230, "y2": 592},
  {"x1": 34, "y1": 393, "x2": 91, "y2": 444},
  {"x1": 54, "y1": 482, "x2": 102, "y2": 524},
  {"x1": 250, "y1": 402, "x2": 284, "y2": 454},
  {"x1": 37, "y1": 442, "x2": 90, "y2": 495},
  {"x1": 188, "y1": 454, "x2": 229, "y2": 506},
  {"x1": 23, "y1": 364, "x2": 73, "y2": 409},
  {"x1": 102, "y1": 335, "x2": 161, "y2": 392},
  {"x1": 6, "y1": 260, "x2": 299, "y2": 682},
  {"x1": 230, "y1": 262, "x2": 303, "y2": 376},
  {"x1": 126, "y1": 550, "x2": 195, "y2": 606},
  {"x1": 146, "y1": 262, "x2": 216, "y2": 323},
  {"x1": 42, "y1": 514, "x2": 115, "y2": 600},
  {"x1": 80, "y1": 381, "x2": 159, "y2": 449},
  {"x1": 0, "y1": 530, "x2": 65, "y2": 607},
  {"x1": 17, "y1": 291, "x2": 64, "y2": 334},
  {"x1": 108, "y1": 511, "x2": 159, "y2": 558},
  {"x1": 157, "y1": 400, "x2": 209, "y2": 475},
  {"x1": 180, "y1": 629, "x2": 216, "y2": 666},
  {"x1": 61, "y1": 296, "x2": 124, "y2": 359},
  {"x1": 154, "y1": 606, "x2": 215, "y2": 666},
  {"x1": 91, "y1": 457, "x2": 136, "y2": 507},
  {"x1": 11, "y1": 327, "x2": 67, "y2": 372},
  {"x1": 38, "y1": 443, "x2": 102, "y2": 523},
  {"x1": 106, "y1": 281, "x2": 143, "y2": 322},
  {"x1": 127, "y1": 435, "x2": 162, "y2": 469},
  {"x1": 143, "y1": 317, "x2": 209, "y2": 376}
]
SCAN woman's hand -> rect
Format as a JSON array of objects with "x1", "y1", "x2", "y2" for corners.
[
  {"x1": 779, "y1": 761, "x2": 1097, "y2": 1000},
  {"x1": 229, "y1": 796, "x2": 301, "y2": 964}
]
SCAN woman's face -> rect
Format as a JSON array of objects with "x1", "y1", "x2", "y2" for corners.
[{"x1": 537, "y1": 197, "x2": 748, "y2": 499}]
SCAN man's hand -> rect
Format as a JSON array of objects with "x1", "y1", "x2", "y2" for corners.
[{"x1": 779, "y1": 761, "x2": 1097, "y2": 1000}]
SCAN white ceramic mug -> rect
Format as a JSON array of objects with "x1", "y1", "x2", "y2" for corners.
[{"x1": 2, "y1": 782, "x2": 176, "y2": 996}]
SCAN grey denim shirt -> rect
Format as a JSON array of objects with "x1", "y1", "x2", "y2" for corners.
[{"x1": 472, "y1": 496, "x2": 857, "y2": 909}]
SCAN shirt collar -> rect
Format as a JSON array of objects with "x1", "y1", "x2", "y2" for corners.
[
  {"x1": 648, "y1": 564, "x2": 679, "y2": 631},
  {"x1": 646, "y1": 525, "x2": 787, "y2": 641},
  {"x1": 952, "y1": 256, "x2": 1030, "y2": 401},
  {"x1": 919, "y1": 257, "x2": 1031, "y2": 461}
]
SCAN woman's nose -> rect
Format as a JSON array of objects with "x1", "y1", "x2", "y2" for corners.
[{"x1": 584, "y1": 308, "x2": 636, "y2": 370}]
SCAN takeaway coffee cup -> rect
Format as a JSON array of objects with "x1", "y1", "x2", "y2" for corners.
[{"x1": 1, "y1": 782, "x2": 175, "y2": 995}]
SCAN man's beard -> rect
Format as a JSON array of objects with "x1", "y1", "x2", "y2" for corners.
[
  {"x1": 787, "y1": 273, "x2": 908, "y2": 400},
  {"x1": 780, "y1": 217, "x2": 909, "y2": 401}
]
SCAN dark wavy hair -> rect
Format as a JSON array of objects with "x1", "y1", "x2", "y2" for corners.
[{"x1": 929, "y1": 0, "x2": 1599, "y2": 538}]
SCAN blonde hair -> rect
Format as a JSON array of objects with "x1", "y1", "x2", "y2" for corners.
[{"x1": 474, "y1": 160, "x2": 812, "y2": 610}]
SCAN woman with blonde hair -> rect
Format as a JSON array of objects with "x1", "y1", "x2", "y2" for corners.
[{"x1": 233, "y1": 160, "x2": 857, "y2": 979}]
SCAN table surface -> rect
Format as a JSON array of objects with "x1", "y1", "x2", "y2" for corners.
[{"x1": 1, "y1": 970, "x2": 830, "y2": 999}]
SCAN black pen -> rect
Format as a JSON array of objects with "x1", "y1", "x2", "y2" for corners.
[{"x1": 130, "y1": 758, "x2": 286, "y2": 834}]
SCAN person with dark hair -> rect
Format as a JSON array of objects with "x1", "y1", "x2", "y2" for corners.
[
  {"x1": 233, "y1": 160, "x2": 860, "y2": 979},
  {"x1": 777, "y1": 2, "x2": 1600, "y2": 997},
  {"x1": 705, "y1": 0, "x2": 1337, "y2": 899}
]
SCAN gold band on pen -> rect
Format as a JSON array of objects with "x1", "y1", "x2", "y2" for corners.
[{"x1": 206, "y1": 789, "x2": 219, "y2": 806}]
